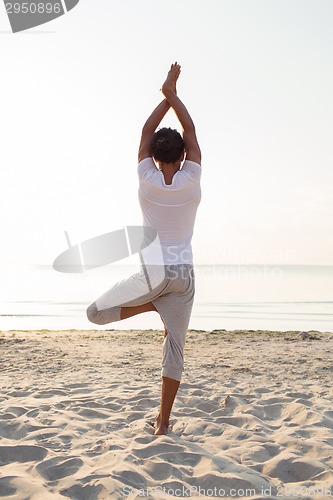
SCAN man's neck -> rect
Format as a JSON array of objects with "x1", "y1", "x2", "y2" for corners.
[{"x1": 158, "y1": 161, "x2": 181, "y2": 185}]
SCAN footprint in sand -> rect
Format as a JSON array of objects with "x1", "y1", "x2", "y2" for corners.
[
  {"x1": 0, "y1": 477, "x2": 16, "y2": 497},
  {"x1": 133, "y1": 442, "x2": 185, "y2": 460},
  {"x1": 36, "y1": 456, "x2": 84, "y2": 481},
  {"x1": 263, "y1": 454, "x2": 327, "y2": 482},
  {"x1": 0, "y1": 421, "x2": 51, "y2": 440},
  {"x1": 2, "y1": 406, "x2": 29, "y2": 418},
  {"x1": 60, "y1": 483, "x2": 109, "y2": 500},
  {"x1": 0, "y1": 445, "x2": 48, "y2": 465},
  {"x1": 112, "y1": 469, "x2": 147, "y2": 489}
]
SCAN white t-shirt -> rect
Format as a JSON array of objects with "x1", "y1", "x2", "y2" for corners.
[{"x1": 138, "y1": 157, "x2": 201, "y2": 265}]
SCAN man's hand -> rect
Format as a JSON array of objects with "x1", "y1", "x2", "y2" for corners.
[{"x1": 161, "y1": 62, "x2": 181, "y2": 97}]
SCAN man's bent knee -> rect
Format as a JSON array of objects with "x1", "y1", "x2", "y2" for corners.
[
  {"x1": 86, "y1": 302, "x2": 107, "y2": 325},
  {"x1": 86, "y1": 302, "x2": 121, "y2": 325}
]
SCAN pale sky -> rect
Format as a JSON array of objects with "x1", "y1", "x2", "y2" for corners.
[{"x1": 1, "y1": 0, "x2": 332, "y2": 266}]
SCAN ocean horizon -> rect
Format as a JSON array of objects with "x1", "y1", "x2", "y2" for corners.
[{"x1": 1, "y1": 264, "x2": 332, "y2": 333}]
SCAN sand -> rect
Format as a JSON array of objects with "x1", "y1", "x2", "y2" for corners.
[{"x1": 0, "y1": 328, "x2": 333, "y2": 499}]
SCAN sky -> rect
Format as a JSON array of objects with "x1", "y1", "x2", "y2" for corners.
[{"x1": 1, "y1": 0, "x2": 332, "y2": 267}]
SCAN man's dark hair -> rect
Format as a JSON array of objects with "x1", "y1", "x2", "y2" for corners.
[{"x1": 151, "y1": 127, "x2": 185, "y2": 164}]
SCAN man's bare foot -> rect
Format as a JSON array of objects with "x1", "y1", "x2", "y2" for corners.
[
  {"x1": 154, "y1": 422, "x2": 169, "y2": 435},
  {"x1": 151, "y1": 413, "x2": 169, "y2": 435}
]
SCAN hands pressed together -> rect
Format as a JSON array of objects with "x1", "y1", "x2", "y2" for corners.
[
  {"x1": 161, "y1": 62, "x2": 181, "y2": 98},
  {"x1": 138, "y1": 61, "x2": 201, "y2": 165}
]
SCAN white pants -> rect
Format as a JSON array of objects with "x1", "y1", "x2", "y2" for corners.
[{"x1": 86, "y1": 264, "x2": 195, "y2": 381}]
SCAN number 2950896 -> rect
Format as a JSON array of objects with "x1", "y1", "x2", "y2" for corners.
[{"x1": 6, "y1": 3, "x2": 62, "y2": 14}]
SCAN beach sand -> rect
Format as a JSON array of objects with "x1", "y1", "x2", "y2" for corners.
[{"x1": 0, "y1": 328, "x2": 333, "y2": 499}]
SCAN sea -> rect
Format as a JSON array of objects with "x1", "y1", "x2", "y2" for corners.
[{"x1": 1, "y1": 264, "x2": 332, "y2": 333}]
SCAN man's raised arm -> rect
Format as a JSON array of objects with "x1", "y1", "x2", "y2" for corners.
[
  {"x1": 161, "y1": 63, "x2": 201, "y2": 165},
  {"x1": 138, "y1": 100, "x2": 170, "y2": 163}
]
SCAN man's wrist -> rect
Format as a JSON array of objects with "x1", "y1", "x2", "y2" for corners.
[{"x1": 162, "y1": 88, "x2": 176, "y2": 99}]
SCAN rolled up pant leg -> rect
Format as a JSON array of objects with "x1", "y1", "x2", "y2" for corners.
[
  {"x1": 152, "y1": 265, "x2": 195, "y2": 382},
  {"x1": 154, "y1": 298, "x2": 193, "y2": 381}
]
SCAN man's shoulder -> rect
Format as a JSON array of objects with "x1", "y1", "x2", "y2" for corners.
[
  {"x1": 180, "y1": 159, "x2": 202, "y2": 180},
  {"x1": 138, "y1": 156, "x2": 155, "y2": 169},
  {"x1": 138, "y1": 157, "x2": 157, "y2": 175},
  {"x1": 182, "y1": 159, "x2": 201, "y2": 169},
  {"x1": 138, "y1": 157, "x2": 160, "y2": 185}
]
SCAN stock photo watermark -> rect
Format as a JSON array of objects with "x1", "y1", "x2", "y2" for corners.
[
  {"x1": 195, "y1": 245, "x2": 297, "y2": 267},
  {"x1": 53, "y1": 227, "x2": 160, "y2": 274},
  {"x1": 193, "y1": 263, "x2": 284, "y2": 282},
  {"x1": 4, "y1": 0, "x2": 80, "y2": 33},
  {"x1": 122, "y1": 484, "x2": 333, "y2": 497},
  {"x1": 52, "y1": 226, "x2": 288, "y2": 307},
  {"x1": 53, "y1": 226, "x2": 169, "y2": 308}
]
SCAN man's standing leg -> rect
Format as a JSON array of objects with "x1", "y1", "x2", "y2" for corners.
[
  {"x1": 154, "y1": 376, "x2": 180, "y2": 435},
  {"x1": 152, "y1": 265, "x2": 194, "y2": 435}
]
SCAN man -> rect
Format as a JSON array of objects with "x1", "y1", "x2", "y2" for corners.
[{"x1": 87, "y1": 62, "x2": 201, "y2": 435}]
